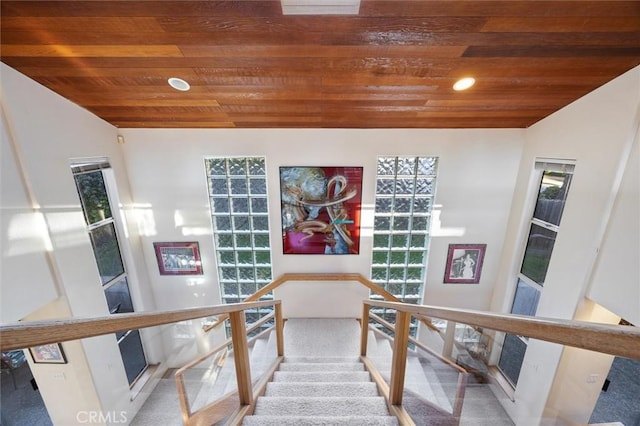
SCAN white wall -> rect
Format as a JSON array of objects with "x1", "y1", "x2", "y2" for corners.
[
  {"x1": 1, "y1": 64, "x2": 161, "y2": 425},
  {"x1": 1, "y1": 102, "x2": 59, "y2": 322},
  {"x1": 491, "y1": 65, "x2": 640, "y2": 424},
  {"x1": 21, "y1": 298, "x2": 104, "y2": 425},
  {"x1": 587, "y1": 120, "x2": 639, "y2": 325},
  {"x1": 543, "y1": 299, "x2": 620, "y2": 425},
  {"x1": 119, "y1": 128, "x2": 523, "y2": 318}
]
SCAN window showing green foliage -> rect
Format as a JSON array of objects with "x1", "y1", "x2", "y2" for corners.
[
  {"x1": 89, "y1": 223, "x2": 125, "y2": 285},
  {"x1": 74, "y1": 172, "x2": 112, "y2": 225},
  {"x1": 73, "y1": 166, "x2": 147, "y2": 385},
  {"x1": 498, "y1": 164, "x2": 573, "y2": 387}
]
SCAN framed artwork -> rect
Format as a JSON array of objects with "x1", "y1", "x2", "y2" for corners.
[
  {"x1": 30, "y1": 343, "x2": 67, "y2": 364},
  {"x1": 154, "y1": 242, "x2": 202, "y2": 275},
  {"x1": 280, "y1": 166, "x2": 363, "y2": 254},
  {"x1": 444, "y1": 244, "x2": 486, "y2": 284}
]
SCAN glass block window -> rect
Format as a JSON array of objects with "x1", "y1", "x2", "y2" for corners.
[
  {"x1": 498, "y1": 161, "x2": 573, "y2": 386},
  {"x1": 371, "y1": 156, "x2": 438, "y2": 336},
  {"x1": 205, "y1": 157, "x2": 274, "y2": 337}
]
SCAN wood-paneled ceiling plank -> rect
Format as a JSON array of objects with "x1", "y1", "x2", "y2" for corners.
[
  {"x1": 4, "y1": 30, "x2": 638, "y2": 47},
  {"x1": 9, "y1": 66, "x2": 200, "y2": 78},
  {"x1": 111, "y1": 121, "x2": 237, "y2": 128},
  {"x1": 84, "y1": 99, "x2": 221, "y2": 107},
  {"x1": 0, "y1": 1, "x2": 282, "y2": 18},
  {"x1": 2, "y1": 45, "x2": 183, "y2": 57},
  {"x1": 3, "y1": 1, "x2": 638, "y2": 18},
  {"x1": 481, "y1": 16, "x2": 640, "y2": 32},
  {"x1": 463, "y1": 46, "x2": 640, "y2": 58},
  {"x1": 178, "y1": 45, "x2": 466, "y2": 58},
  {"x1": 155, "y1": 16, "x2": 488, "y2": 34},
  {"x1": 0, "y1": 17, "x2": 165, "y2": 32},
  {"x1": 359, "y1": 1, "x2": 640, "y2": 17}
]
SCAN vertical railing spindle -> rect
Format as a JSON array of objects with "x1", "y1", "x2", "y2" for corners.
[
  {"x1": 275, "y1": 301, "x2": 285, "y2": 357},
  {"x1": 389, "y1": 310, "x2": 410, "y2": 406},
  {"x1": 229, "y1": 311, "x2": 253, "y2": 405},
  {"x1": 361, "y1": 303, "x2": 370, "y2": 356}
]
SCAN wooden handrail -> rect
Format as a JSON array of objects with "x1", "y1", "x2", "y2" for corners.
[
  {"x1": 0, "y1": 300, "x2": 279, "y2": 351},
  {"x1": 364, "y1": 300, "x2": 640, "y2": 360},
  {"x1": 202, "y1": 273, "x2": 440, "y2": 333},
  {"x1": 368, "y1": 312, "x2": 466, "y2": 373}
]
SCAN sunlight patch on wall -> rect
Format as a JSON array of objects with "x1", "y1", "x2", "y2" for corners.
[
  {"x1": 174, "y1": 209, "x2": 212, "y2": 236},
  {"x1": 430, "y1": 207, "x2": 466, "y2": 237},
  {"x1": 6, "y1": 212, "x2": 53, "y2": 255},
  {"x1": 359, "y1": 203, "x2": 375, "y2": 237},
  {"x1": 128, "y1": 203, "x2": 156, "y2": 237}
]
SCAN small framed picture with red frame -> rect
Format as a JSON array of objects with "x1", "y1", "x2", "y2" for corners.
[{"x1": 154, "y1": 242, "x2": 203, "y2": 275}]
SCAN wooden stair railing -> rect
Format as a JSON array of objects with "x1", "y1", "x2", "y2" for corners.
[
  {"x1": 3, "y1": 284, "x2": 638, "y2": 425},
  {"x1": 203, "y1": 273, "x2": 440, "y2": 334},
  {"x1": 0, "y1": 300, "x2": 285, "y2": 426},
  {"x1": 0, "y1": 300, "x2": 280, "y2": 351},
  {"x1": 363, "y1": 300, "x2": 640, "y2": 360},
  {"x1": 361, "y1": 299, "x2": 640, "y2": 426}
]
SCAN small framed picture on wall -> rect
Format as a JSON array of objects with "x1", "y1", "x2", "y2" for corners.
[
  {"x1": 30, "y1": 343, "x2": 67, "y2": 364},
  {"x1": 444, "y1": 244, "x2": 486, "y2": 284},
  {"x1": 154, "y1": 242, "x2": 203, "y2": 275}
]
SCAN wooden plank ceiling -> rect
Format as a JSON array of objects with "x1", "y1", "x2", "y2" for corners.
[{"x1": 2, "y1": 1, "x2": 639, "y2": 129}]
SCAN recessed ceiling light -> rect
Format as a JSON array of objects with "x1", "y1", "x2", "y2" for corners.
[
  {"x1": 453, "y1": 77, "x2": 475, "y2": 91},
  {"x1": 168, "y1": 77, "x2": 190, "y2": 91}
]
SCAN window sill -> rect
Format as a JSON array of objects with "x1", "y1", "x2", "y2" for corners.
[
  {"x1": 130, "y1": 363, "x2": 159, "y2": 401},
  {"x1": 488, "y1": 366, "x2": 516, "y2": 402}
]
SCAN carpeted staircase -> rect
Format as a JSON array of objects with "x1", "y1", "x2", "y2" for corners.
[
  {"x1": 242, "y1": 318, "x2": 399, "y2": 425},
  {"x1": 243, "y1": 356, "x2": 399, "y2": 425}
]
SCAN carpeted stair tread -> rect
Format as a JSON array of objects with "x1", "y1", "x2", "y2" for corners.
[
  {"x1": 253, "y1": 396, "x2": 391, "y2": 416},
  {"x1": 273, "y1": 371, "x2": 371, "y2": 382},
  {"x1": 284, "y1": 319, "x2": 361, "y2": 357},
  {"x1": 242, "y1": 415, "x2": 399, "y2": 425},
  {"x1": 279, "y1": 362, "x2": 365, "y2": 372},
  {"x1": 284, "y1": 356, "x2": 361, "y2": 363},
  {"x1": 264, "y1": 382, "x2": 380, "y2": 397}
]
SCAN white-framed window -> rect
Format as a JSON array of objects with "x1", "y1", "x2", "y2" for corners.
[
  {"x1": 204, "y1": 157, "x2": 273, "y2": 336},
  {"x1": 71, "y1": 161, "x2": 148, "y2": 386},
  {"x1": 370, "y1": 156, "x2": 438, "y2": 336},
  {"x1": 498, "y1": 160, "x2": 574, "y2": 386}
]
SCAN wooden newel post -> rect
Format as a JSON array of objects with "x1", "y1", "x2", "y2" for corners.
[
  {"x1": 229, "y1": 311, "x2": 253, "y2": 406},
  {"x1": 275, "y1": 301, "x2": 285, "y2": 357},
  {"x1": 389, "y1": 310, "x2": 410, "y2": 406},
  {"x1": 361, "y1": 303, "x2": 370, "y2": 356}
]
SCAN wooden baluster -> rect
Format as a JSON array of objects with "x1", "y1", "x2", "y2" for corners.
[
  {"x1": 174, "y1": 371, "x2": 191, "y2": 424},
  {"x1": 453, "y1": 372, "x2": 470, "y2": 423},
  {"x1": 229, "y1": 311, "x2": 253, "y2": 406},
  {"x1": 389, "y1": 310, "x2": 410, "y2": 406},
  {"x1": 361, "y1": 303, "x2": 370, "y2": 356},
  {"x1": 275, "y1": 302, "x2": 284, "y2": 357}
]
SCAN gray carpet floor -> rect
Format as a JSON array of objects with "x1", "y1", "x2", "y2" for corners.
[
  {"x1": 589, "y1": 357, "x2": 640, "y2": 426},
  {"x1": 0, "y1": 359, "x2": 52, "y2": 426}
]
